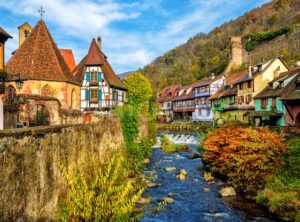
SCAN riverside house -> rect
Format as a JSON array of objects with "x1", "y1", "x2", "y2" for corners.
[
  {"x1": 73, "y1": 37, "x2": 127, "y2": 113},
  {"x1": 253, "y1": 67, "x2": 300, "y2": 126},
  {"x1": 192, "y1": 74, "x2": 225, "y2": 122},
  {"x1": 233, "y1": 58, "x2": 288, "y2": 122},
  {"x1": 158, "y1": 84, "x2": 181, "y2": 122},
  {"x1": 210, "y1": 71, "x2": 248, "y2": 124},
  {"x1": 172, "y1": 84, "x2": 195, "y2": 121}
]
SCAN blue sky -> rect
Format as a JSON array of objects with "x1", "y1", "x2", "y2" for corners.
[{"x1": 0, "y1": 0, "x2": 270, "y2": 74}]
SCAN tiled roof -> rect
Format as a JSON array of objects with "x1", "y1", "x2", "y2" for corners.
[
  {"x1": 60, "y1": 49, "x2": 76, "y2": 72},
  {"x1": 158, "y1": 84, "x2": 181, "y2": 102},
  {"x1": 210, "y1": 71, "x2": 247, "y2": 100},
  {"x1": 255, "y1": 68, "x2": 300, "y2": 100},
  {"x1": 6, "y1": 20, "x2": 79, "y2": 85},
  {"x1": 280, "y1": 71, "x2": 300, "y2": 101},
  {"x1": 192, "y1": 75, "x2": 222, "y2": 88},
  {"x1": 0, "y1": 27, "x2": 12, "y2": 41},
  {"x1": 172, "y1": 84, "x2": 195, "y2": 102},
  {"x1": 74, "y1": 39, "x2": 126, "y2": 90}
]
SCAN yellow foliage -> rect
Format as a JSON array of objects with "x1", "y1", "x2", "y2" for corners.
[{"x1": 59, "y1": 150, "x2": 144, "y2": 221}]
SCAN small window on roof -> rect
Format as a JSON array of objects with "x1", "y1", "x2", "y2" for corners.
[
  {"x1": 296, "y1": 82, "x2": 300, "y2": 91},
  {"x1": 268, "y1": 82, "x2": 273, "y2": 89},
  {"x1": 224, "y1": 85, "x2": 230, "y2": 90},
  {"x1": 279, "y1": 81, "x2": 284, "y2": 88}
]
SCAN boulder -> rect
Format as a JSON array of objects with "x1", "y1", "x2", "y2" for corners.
[
  {"x1": 143, "y1": 158, "x2": 151, "y2": 164},
  {"x1": 159, "y1": 197, "x2": 175, "y2": 204},
  {"x1": 137, "y1": 197, "x2": 151, "y2": 205},
  {"x1": 168, "y1": 192, "x2": 175, "y2": 197},
  {"x1": 203, "y1": 188, "x2": 210, "y2": 192},
  {"x1": 204, "y1": 172, "x2": 214, "y2": 182},
  {"x1": 147, "y1": 183, "x2": 160, "y2": 188},
  {"x1": 187, "y1": 153, "x2": 201, "y2": 159},
  {"x1": 176, "y1": 173, "x2": 186, "y2": 181},
  {"x1": 219, "y1": 187, "x2": 236, "y2": 197},
  {"x1": 180, "y1": 169, "x2": 187, "y2": 176},
  {"x1": 164, "y1": 167, "x2": 176, "y2": 172}
]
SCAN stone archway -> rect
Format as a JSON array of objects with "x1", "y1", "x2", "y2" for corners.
[{"x1": 29, "y1": 104, "x2": 50, "y2": 127}]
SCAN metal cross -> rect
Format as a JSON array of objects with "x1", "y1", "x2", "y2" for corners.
[{"x1": 38, "y1": 6, "x2": 45, "y2": 18}]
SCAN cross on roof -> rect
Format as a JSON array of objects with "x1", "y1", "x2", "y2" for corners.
[{"x1": 38, "y1": 6, "x2": 45, "y2": 18}]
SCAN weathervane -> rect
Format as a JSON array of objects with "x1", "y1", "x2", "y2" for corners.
[{"x1": 38, "y1": 6, "x2": 45, "y2": 19}]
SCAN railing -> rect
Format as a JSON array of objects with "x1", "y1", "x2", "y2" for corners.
[
  {"x1": 173, "y1": 105, "x2": 195, "y2": 111},
  {"x1": 238, "y1": 88, "x2": 254, "y2": 94},
  {"x1": 196, "y1": 103, "x2": 211, "y2": 108},
  {"x1": 195, "y1": 91, "x2": 210, "y2": 97}
]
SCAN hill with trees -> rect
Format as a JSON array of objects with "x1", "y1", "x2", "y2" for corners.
[{"x1": 141, "y1": 0, "x2": 300, "y2": 92}]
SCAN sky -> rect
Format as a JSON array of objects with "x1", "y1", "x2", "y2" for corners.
[{"x1": 0, "y1": 0, "x2": 270, "y2": 74}]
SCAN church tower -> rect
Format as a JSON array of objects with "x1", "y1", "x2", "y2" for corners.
[{"x1": 18, "y1": 22, "x2": 32, "y2": 47}]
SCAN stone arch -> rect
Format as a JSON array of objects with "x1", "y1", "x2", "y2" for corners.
[
  {"x1": 41, "y1": 84, "x2": 54, "y2": 97},
  {"x1": 71, "y1": 88, "x2": 76, "y2": 109},
  {"x1": 7, "y1": 85, "x2": 16, "y2": 102},
  {"x1": 296, "y1": 112, "x2": 300, "y2": 127},
  {"x1": 29, "y1": 104, "x2": 50, "y2": 126}
]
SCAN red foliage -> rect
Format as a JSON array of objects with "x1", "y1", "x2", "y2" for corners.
[{"x1": 203, "y1": 125, "x2": 286, "y2": 193}]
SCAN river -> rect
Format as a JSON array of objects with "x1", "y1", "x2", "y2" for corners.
[{"x1": 139, "y1": 133, "x2": 275, "y2": 222}]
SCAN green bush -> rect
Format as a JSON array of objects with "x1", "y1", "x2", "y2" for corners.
[
  {"x1": 256, "y1": 135, "x2": 300, "y2": 220},
  {"x1": 60, "y1": 151, "x2": 144, "y2": 222}
]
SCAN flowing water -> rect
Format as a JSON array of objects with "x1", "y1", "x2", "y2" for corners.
[{"x1": 139, "y1": 134, "x2": 275, "y2": 222}]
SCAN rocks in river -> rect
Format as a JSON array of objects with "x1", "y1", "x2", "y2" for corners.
[
  {"x1": 164, "y1": 167, "x2": 176, "y2": 172},
  {"x1": 137, "y1": 197, "x2": 151, "y2": 205},
  {"x1": 159, "y1": 197, "x2": 175, "y2": 204},
  {"x1": 204, "y1": 172, "x2": 214, "y2": 182},
  {"x1": 204, "y1": 212, "x2": 230, "y2": 220},
  {"x1": 187, "y1": 153, "x2": 201, "y2": 159},
  {"x1": 176, "y1": 169, "x2": 187, "y2": 180},
  {"x1": 219, "y1": 187, "x2": 236, "y2": 197},
  {"x1": 203, "y1": 188, "x2": 210, "y2": 192},
  {"x1": 147, "y1": 183, "x2": 161, "y2": 188},
  {"x1": 168, "y1": 192, "x2": 175, "y2": 197},
  {"x1": 143, "y1": 158, "x2": 151, "y2": 164}
]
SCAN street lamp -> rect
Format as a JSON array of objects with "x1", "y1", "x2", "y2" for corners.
[{"x1": 15, "y1": 74, "x2": 24, "y2": 90}]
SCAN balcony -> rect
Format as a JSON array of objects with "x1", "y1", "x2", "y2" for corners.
[
  {"x1": 196, "y1": 103, "x2": 211, "y2": 109},
  {"x1": 238, "y1": 88, "x2": 254, "y2": 95},
  {"x1": 160, "y1": 106, "x2": 172, "y2": 111},
  {"x1": 173, "y1": 104, "x2": 195, "y2": 112},
  {"x1": 195, "y1": 91, "x2": 210, "y2": 97}
]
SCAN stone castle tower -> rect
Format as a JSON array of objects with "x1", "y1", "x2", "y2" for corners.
[
  {"x1": 230, "y1": 36, "x2": 243, "y2": 67},
  {"x1": 18, "y1": 22, "x2": 32, "y2": 47}
]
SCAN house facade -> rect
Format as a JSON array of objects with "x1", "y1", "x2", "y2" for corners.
[
  {"x1": 210, "y1": 71, "x2": 248, "y2": 124},
  {"x1": 158, "y1": 84, "x2": 181, "y2": 122},
  {"x1": 192, "y1": 74, "x2": 225, "y2": 122},
  {"x1": 233, "y1": 58, "x2": 288, "y2": 122},
  {"x1": 74, "y1": 38, "x2": 127, "y2": 112},
  {"x1": 172, "y1": 84, "x2": 195, "y2": 121}
]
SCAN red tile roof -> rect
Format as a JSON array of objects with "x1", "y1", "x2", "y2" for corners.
[
  {"x1": 172, "y1": 84, "x2": 195, "y2": 102},
  {"x1": 158, "y1": 84, "x2": 181, "y2": 102},
  {"x1": 60, "y1": 49, "x2": 76, "y2": 72},
  {"x1": 6, "y1": 20, "x2": 79, "y2": 85},
  {"x1": 192, "y1": 75, "x2": 223, "y2": 88},
  {"x1": 74, "y1": 39, "x2": 126, "y2": 90}
]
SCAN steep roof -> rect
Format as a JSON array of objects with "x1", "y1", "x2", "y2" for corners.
[
  {"x1": 192, "y1": 75, "x2": 222, "y2": 88},
  {"x1": 60, "y1": 49, "x2": 76, "y2": 72},
  {"x1": 0, "y1": 27, "x2": 12, "y2": 42},
  {"x1": 210, "y1": 71, "x2": 247, "y2": 100},
  {"x1": 74, "y1": 39, "x2": 126, "y2": 90},
  {"x1": 158, "y1": 84, "x2": 181, "y2": 102},
  {"x1": 6, "y1": 20, "x2": 79, "y2": 85},
  {"x1": 280, "y1": 70, "x2": 300, "y2": 101},
  {"x1": 172, "y1": 84, "x2": 195, "y2": 102},
  {"x1": 255, "y1": 68, "x2": 300, "y2": 99}
]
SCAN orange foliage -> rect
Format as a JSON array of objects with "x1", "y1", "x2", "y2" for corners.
[{"x1": 203, "y1": 125, "x2": 286, "y2": 193}]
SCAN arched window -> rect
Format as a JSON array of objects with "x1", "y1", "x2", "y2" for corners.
[
  {"x1": 41, "y1": 84, "x2": 54, "y2": 96},
  {"x1": 7, "y1": 85, "x2": 16, "y2": 102}
]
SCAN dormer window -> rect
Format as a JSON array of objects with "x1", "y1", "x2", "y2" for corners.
[
  {"x1": 296, "y1": 82, "x2": 300, "y2": 91},
  {"x1": 224, "y1": 85, "x2": 230, "y2": 91},
  {"x1": 269, "y1": 82, "x2": 273, "y2": 89},
  {"x1": 258, "y1": 64, "x2": 263, "y2": 72},
  {"x1": 279, "y1": 81, "x2": 284, "y2": 88},
  {"x1": 168, "y1": 92, "x2": 172, "y2": 97}
]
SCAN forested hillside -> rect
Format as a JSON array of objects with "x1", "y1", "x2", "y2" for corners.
[{"x1": 141, "y1": 0, "x2": 300, "y2": 92}]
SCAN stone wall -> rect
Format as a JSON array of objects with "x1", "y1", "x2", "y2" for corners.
[{"x1": 0, "y1": 115, "x2": 124, "y2": 221}]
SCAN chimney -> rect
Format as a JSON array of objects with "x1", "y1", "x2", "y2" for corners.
[
  {"x1": 97, "y1": 36, "x2": 102, "y2": 49},
  {"x1": 248, "y1": 65, "x2": 252, "y2": 78},
  {"x1": 230, "y1": 36, "x2": 243, "y2": 67},
  {"x1": 18, "y1": 22, "x2": 32, "y2": 47}
]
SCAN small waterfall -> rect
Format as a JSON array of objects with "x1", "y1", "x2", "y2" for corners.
[{"x1": 160, "y1": 133, "x2": 200, "y2": 145}]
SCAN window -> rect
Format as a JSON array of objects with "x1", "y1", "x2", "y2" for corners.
[
  {"x1": 246, "y1": 94, "x2": 252, "y2": 104},
  {"x1": 91, "y1": 71, "x2": 98, "y2": 82},
  {"x1": 112, "y1": 90, "x2": 118, "y2": 101},
  {"x1": 296, "y1": 83, "x2": 300, "y2": 91},
  {"x1": 279, "y1": 81, "x2": 284, "y2": 88},
  {"x1": 7, "y1": 85, "x2": 16, "y2": 102},
  {"x1": 260, "y1": 98, "x2": 268, "y2": 108},
  {"x1": 122, "y1": 92, "x2": 125, "y2": 102},
  {"x1": 268, "y1": 83, "x2": 273, "y2": 89},
  {"x1": 90, "y1": 89, "x2": 98, "y2": 103}
]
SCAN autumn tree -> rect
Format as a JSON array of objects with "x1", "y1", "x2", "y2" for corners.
[{"x1": 123, "y1": 72, "x2": 153, "y2": 112}]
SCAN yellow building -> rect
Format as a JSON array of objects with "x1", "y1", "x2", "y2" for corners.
[{"x1": 5, "y1": 20, "x2": 81, "y2": 126}]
